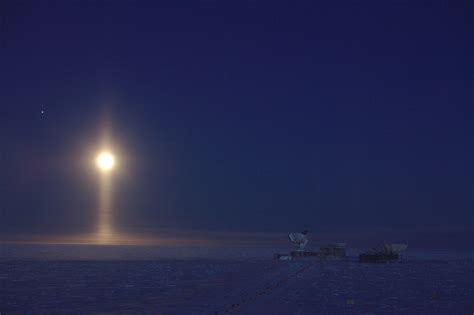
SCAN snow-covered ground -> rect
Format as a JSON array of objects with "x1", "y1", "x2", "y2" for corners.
[{"x1": 0, "y1": 245, "x2": 472, "y2": 314}]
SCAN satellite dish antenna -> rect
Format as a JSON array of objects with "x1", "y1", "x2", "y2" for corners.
[{"x1": 288, "y1": 230, "x2": 309, "y2": 251}]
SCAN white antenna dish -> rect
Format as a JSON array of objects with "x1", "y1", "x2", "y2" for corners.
[{"x1": 288, "y1": 230, "x2": 309, "y2": 251}]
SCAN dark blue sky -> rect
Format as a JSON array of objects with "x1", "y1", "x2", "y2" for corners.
[{"x1": 1, "y1": 1, "x2": 471, "y2": 238}]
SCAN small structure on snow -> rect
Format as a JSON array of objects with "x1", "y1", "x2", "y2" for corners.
[
  {"x1": 274, "y1": 231, "x2": 347, "y2": 260},
  {"x1": 359, "y1": 243, "x2": 408, "y2": 263}
]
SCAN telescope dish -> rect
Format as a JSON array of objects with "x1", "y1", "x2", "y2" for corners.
[{"x1": 288, "y1": 231, "x2": 309, "y2": 251}]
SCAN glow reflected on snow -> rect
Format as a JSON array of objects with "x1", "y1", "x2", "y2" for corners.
[{"x1": 98, "y1": 172, "x2": 113, "y2": 244}]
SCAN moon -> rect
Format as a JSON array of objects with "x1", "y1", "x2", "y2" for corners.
[{"x1": 96, "y1": 152, "x2": 115, "y2": 171}]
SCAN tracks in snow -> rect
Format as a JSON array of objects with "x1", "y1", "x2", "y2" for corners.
[{"x1": 214, "y1": 260, "x2": 318, "y2": 314}]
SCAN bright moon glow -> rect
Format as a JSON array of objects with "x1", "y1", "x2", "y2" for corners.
[{"x1": 96, "y1": 152, "x2": 115, "y2": 171}]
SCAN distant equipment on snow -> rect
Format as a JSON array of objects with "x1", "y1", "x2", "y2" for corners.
[
  {"x1": 384, "y1": 243, "x2": 408, "y2": 254},
  {"x1": 274, "y1": 230, "x2": 347, "y2": 260},
  {"x1": 319, "y1": 243, "x2": 347, "y2": 257},
  {"x1": 276, "y1": 230, "x2": 407, "y2": 264},
  {"x1": 288, "y1": 230, "x2": 309, "y2": 251},
  {"x1": 359, "y1": 243, "x2": 408, "y2": 263}
]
